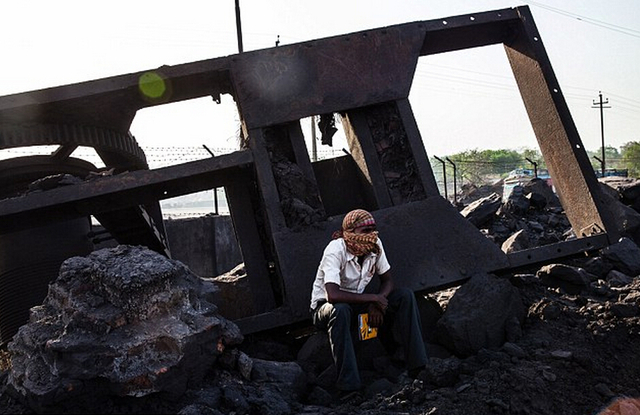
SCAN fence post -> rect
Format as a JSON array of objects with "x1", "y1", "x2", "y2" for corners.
[
  {"x1": 525, "y1": 157, "x2": 538, "y2": 178},
  {"x1": 203, "y1": 144, "x2": 219, "y2": 215},
  {"x1": 446, "y1": 157, "x2": 457, "y2": 205},
  {"x1": 434, "y1": 156, "x2": 448, "y2": 201}
]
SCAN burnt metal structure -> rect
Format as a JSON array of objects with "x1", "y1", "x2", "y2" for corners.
[{"x1": 0, "y1": 6, "x2": 619, "y2": 338}]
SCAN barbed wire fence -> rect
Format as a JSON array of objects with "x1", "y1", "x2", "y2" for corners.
[{"x1": 1, "y1": 146, "x2": 636, "y2": 213}]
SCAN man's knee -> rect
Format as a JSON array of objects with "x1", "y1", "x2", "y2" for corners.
[
  {"x1": 391, "y1": 287, "x2": 415, "y2": 303},
  {"x1": 326, "y1": 303, "x2": 355, "y2": 339},
  {"x1": 331, "y1": 303, "x2": 352, "y2": 322},
  {"x1": 395, "y1": 287, "x2": 413, "y2": 297}
]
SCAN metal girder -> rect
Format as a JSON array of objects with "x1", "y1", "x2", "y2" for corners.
[
  {"x1": 0, "y1": 8, "x2": 521, "y2": 132},
  {"x1": 504, "y1": 234, "x2": 610, "y2": 271},
  {"x1": 93, "y1": 205, "x2": 171, "y2": 258},
  {"x1": 0, "y1": 67, "x2": 232, "y2": 134},
  {"x1": 502, "y1": 7, "x2": 620, "y2": 243},
  {"x1": 419, "y1": 8, "x2": 520, "y2": 55},
  {"x1": 0, "y1": 150, "x2": 253, "y2": 235}
]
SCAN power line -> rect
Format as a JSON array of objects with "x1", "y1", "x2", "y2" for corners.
[
  {"x1": 413, "y1": 66, "x2": 640, "y2": 113},
  {"x1": 528, "y1": 1, "x2": 640, "y2": 39}
]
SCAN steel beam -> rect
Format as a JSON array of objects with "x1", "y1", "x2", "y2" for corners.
[
  {"x1": 0, "y1": 150, "x2": 253, "y2": 234},
  {"x1": 503, "y1": 7, "x2": 620, "y2": 243}
]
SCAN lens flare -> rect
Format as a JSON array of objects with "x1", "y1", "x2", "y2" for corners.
[{"x1": 138, "y1": 72, "x2": 167, "y2": 99}]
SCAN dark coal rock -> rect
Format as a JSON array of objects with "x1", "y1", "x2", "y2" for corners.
[{"x1": 5, "y1": 245, "x2": 243, "y2": 413}]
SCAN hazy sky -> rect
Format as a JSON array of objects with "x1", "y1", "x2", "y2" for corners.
[{"x1": 1, "y1": 0, "x2": 638, "y2": 166}]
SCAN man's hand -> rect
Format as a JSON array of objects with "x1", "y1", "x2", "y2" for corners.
[
  {"x1": 371, "y1": 293, "x2": 388, "y2": 311},
  {"x1": 368, "y1": 294, "x2": 388, "y2": 327},
  {"x1": 324, "y1": 284, "x2": 388, "y2": 327},
  {"x1": 367, "y1": 304, "x2": 384, "y2": 327}
]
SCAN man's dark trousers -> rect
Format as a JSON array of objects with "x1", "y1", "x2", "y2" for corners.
[{"x1": 312, "y1": 287, "x2": 428, "y2": 391}]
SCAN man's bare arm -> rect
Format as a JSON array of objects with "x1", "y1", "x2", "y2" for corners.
[
  {"x1": 325, "y1": 283, "x2": 388, "y2": 309},
  {"x1": 366, "y1": 270, "x2": 393, "y2": 326},
  {"x1": 378, "y1": 270, "x2": 394, "y2": 298}
]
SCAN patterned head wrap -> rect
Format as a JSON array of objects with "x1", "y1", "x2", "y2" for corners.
[{"x1": 332, "y1": 209, "x2": 380, "y2": 256}]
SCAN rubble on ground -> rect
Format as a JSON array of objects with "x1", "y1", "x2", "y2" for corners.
[{"x1": 1, "y1": 177, "x2": 640, "y2": 414}]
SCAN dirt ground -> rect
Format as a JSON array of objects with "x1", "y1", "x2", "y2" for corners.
[{"x1": 1, "y1": 259, "x2": 639, "y2": 415}]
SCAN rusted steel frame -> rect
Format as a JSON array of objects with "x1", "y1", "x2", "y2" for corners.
[
  {"x1": 0, "y1": 9, "x2": 518, "y2": 132},
  {"x1": 271, "y1": 225, "x2": 337, "y2": 328},
  {"x1": 0, "y1": 150, "x2": 254, "y2": 234},
  {"x1": 285, "y1": 121, "x2": 324, "y2": 214},
  {"x1": 503, "y1": 7, "x2": 620, "y2": 243},
  {"x1": 225, "y1": 170, "x2": 278, "y2": 313},
  {"x1": 0, "y1": 9, "x2": 519, "y2": 132},
  {"x1": 234, "y1": 307, "x2": 298, "y2": 336},
  {"x1": 419, "y1": 8, "x2": 520, "y2": 56},
  {"x1": 342, "y1": 100, "x2": 436, "y2": 206},
  {"x1": 502, "y1": 234, "x2": 610, "y2": 271},
  {"x1": 0, "y1": 65, "x2": 232, "y2": 133},
  {"x1": 243, "y1": 127, "x2": 287, "y2": 232},
  {"x1": 237, "y1": 127, "x2": 292, "y2": 309},
  {"x1": 312, "y1": 155, "x2": 377, "y2": 215},
  {"x1": 93, "y1": 205, "x2": 171, "y2": 257},
  {"x1": 231, "y1": 22, "x2": 425, "y2": 129},
  {"x1": 342, "y1": 108, "x2": 393, "y2": 209},
  {"x1": 362, "y1": 101, "x2": 429, "y2": 204},
  {"x1": 396, "y1": 98, "x2": 440, "y2": 197},
  {"x1": 0, "y1": 5, "x2": 621, "y2": 335},
  {"x1": 372, "y1": 198, "x2": 510, "y2": 291}
]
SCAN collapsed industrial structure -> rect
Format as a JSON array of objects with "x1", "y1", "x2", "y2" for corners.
[{"x1": 0, "y1": 6, "x2": 620, "y2": 346}]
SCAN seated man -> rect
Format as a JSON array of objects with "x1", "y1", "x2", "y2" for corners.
[{"x1": 309, "y1": 208, "x2": 428, "y2": 396}]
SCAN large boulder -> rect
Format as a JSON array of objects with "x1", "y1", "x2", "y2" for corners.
[
  {"x1": 7, "y1": 245, "x2": 243, "y2": 413},
  {"x1": 460, "y1": 192, "x2": 502, "y2": 228},
  {"x1": 598, "y1": 183, "x2": 640, "y2": 245},
  {"x1": 523, "y1": 178, "x2": 561, "y2": 208},
  {"x1": 434, "y1": 273, "x2": 525, "y2": 357},
  {"x1": 599, "y1": 176, "x2": 640, "y2": 212},
  {"x1": 536, "y1": 263, "x2": 592, "y2": 295},
  {"x1": 501, "y1": 229, "x2": 530, "y2": 253},
  {"x1": 502, "y1": 186, "x2": 530, "y2": 215},
  {"x1": 601, "y1": 237, "x2": 640, "y2": 277}
]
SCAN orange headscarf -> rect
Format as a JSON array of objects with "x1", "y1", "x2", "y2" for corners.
[{"x1": 332, "y1": 209, "x2": 380, "y2": 256}]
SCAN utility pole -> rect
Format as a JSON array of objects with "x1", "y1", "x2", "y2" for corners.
[
  {"x1": 592, "y1": 91, "x2": 610, "y2": 177},
  {"x1": 311, "y1": 116, "x2": 318, "y2": 162},
  {"x1": 235, "y1": 0, "x2": 243, "y2": 53}
]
